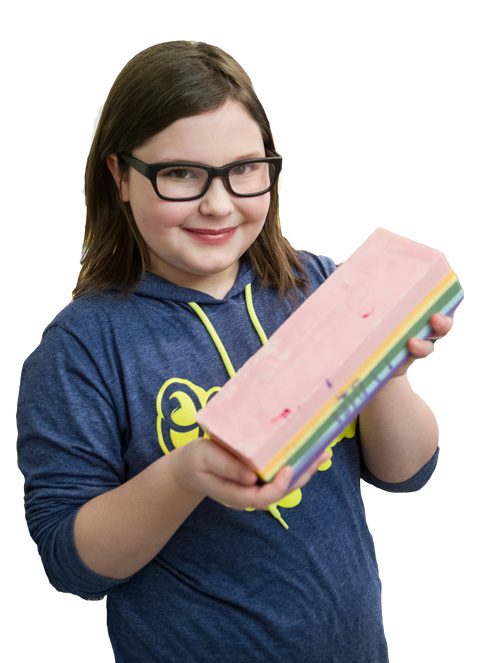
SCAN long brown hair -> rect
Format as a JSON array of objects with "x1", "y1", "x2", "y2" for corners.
[{"x1": 73, "y1": 41, "x2": 308, "y2": 299}]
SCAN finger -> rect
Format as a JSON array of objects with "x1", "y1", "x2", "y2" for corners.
[
  {"x1": 407, "y1": 336, "x2": 435, "y2": 358},
  {"x1": 227, "y1": 466, "x2": 293, "y2": 511},
  {"x1": 199, "y1": 439, "x2": 257, "y2": 486},
  {"x1": 207, "y1": 466, "x2": 292, "y2": 511},
  {"x1": 406, "y1": 316, "x2": 453, "y2": 364},
  {"x1": 429, "y1": 313, "x2": 453, "y2": 338},
  {"x1": 249, "y1": 466, "x2": 294, "y2": 509}
]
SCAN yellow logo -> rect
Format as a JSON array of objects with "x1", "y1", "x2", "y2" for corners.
[
  {"x1": 156, "y1": 378, "x2": 220, "y2": 455},
  {"x1": 156, "y1": 377, "x2": 357, "y2": 527}
]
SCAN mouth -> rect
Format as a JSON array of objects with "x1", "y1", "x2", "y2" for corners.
[
  {"x1": 185, "y1": 227, "x2": 236, "y2": 235},
  {"x1": 184, "y1": 226, "x2": 237, "y2": 245}
]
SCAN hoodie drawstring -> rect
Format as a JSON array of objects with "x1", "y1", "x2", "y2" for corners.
[
  {"x1": 188, "y1": 284, "x2": 289, "y2": 530},
  {"x1": 188, "y1": 284, "x2": 267, "y2": 379}
]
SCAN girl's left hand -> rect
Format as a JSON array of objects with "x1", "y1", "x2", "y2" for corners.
[{"x1": 394, "y1": 313, "x2": 454, "y2": 377}]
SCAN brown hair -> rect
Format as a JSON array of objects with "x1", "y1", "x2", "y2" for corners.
[{"x1": 73, "y1": 41, "x2": 308, "y2": 299}]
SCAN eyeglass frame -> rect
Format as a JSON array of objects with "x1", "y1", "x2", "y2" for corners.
[{"x1": 117, "y1": 152, "x2": 282, "y2": 202}]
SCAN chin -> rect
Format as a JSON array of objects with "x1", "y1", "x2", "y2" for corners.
[{"x1": 189, "y1": 253, "x2": 239, "y2": 274}]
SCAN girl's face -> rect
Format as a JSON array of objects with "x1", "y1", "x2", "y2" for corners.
[{"x1": 109, "y1": 100, "x2": 271, "y2": 298}]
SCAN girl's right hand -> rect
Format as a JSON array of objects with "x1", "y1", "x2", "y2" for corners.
[
  {"x1": 73, "y1": 438, "x2": 330, "y2": 581},
  {"x1": 169, "y1": 437, "x2": 329, "y2": 511}
]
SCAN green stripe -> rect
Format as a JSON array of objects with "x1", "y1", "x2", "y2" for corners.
[{"x1": 263, "y1": 281, "x2": 463, "y2": 478}]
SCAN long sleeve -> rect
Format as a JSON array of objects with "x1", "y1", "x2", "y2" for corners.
[{"x1": 17, "y1": 323, "x2": 131, "y2": 599}]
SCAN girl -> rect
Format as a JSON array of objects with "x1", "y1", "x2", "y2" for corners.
[{"x1": 17, "y1": 41, "x2": 453, "y2": 662}]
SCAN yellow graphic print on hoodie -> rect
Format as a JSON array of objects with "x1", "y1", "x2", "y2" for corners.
[{"x1": 156, "y1": 376, "x2": 357, "y2": 529}]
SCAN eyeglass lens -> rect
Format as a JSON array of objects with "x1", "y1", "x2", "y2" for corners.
[{"x1": 156, "y1": 161, "x2": 275, "y2": 199}]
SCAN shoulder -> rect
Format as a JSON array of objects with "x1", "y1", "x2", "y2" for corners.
[
  {"x1": 296, "y1": 250, "x2": 337, "y2": 291},
  {"x1": 49, "y1": 291, "x2": 130, "y2": 330},
  {"x1": 20, "y1": 293, "x2": 134, "y2": 401},
  {"x1": 42, "y1": 291, "x2": 140, "y2": 348},
  {"x1": 21, "y1": 292, "x2": 137, "y2": 373}
]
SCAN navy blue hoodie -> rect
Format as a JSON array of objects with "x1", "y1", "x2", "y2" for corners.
[{"x1": 17, "y1": 253, "x2": 437, "y2": 662}]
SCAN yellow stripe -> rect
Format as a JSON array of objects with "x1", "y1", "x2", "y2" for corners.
[
  {"x1": 260, "y1": 271, "x2": 458, "y2": 476},
  {"x1": 345, "y1": 271, "x2": 457, "y2": 386}
]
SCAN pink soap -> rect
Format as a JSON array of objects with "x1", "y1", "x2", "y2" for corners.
[{"x1": 196, "y1": 228, "x2": 462, "y2": 480}]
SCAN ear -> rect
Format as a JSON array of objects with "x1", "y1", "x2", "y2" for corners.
[{"x1": 106, "y1": 154, "x2": 130, "y2": 202}]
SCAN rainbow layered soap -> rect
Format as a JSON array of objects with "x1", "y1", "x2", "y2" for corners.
[{"x1": 196, "y1": 228, "x2": 464, "y2": 483}]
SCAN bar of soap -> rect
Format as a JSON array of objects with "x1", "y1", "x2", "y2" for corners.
[{"x1": 196, "y1": 228, "x2": 464, "y2": 483}]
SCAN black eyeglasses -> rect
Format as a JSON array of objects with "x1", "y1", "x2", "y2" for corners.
[{"x1": 118, "y1": 152, "x2": 282, "y2": 201}]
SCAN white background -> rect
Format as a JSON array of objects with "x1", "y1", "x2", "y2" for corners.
[{"x1": 2, "y1": 1, "x2": 476, "y2": 661}]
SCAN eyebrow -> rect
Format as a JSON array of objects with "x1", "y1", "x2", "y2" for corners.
[
  {"x1": 152, "y1": 152, "x2": 266, "y2": 164},
  {"x1": 232, "y1": 152, "x2": 267, "y2": 161}
]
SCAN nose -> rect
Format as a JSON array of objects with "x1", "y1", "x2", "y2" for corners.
[{"x1": 198, "y1": 176, "x2": 234, "y2": 217}]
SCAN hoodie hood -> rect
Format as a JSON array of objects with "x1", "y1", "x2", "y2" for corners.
[{"x1": 133, "y1": 259, "x2": 256, "y2": 305}]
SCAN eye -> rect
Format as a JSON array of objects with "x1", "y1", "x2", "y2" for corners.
[
  {"x1": 231, "y1": 161, "x2": 263, "y2": 177},
  {"x1": 161, "y1": 167, "x2": 198, "y2": 180}
]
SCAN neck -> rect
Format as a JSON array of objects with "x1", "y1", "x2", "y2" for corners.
[{"x1": 149, "y1": 261, "x2": 240, "y2": 299}]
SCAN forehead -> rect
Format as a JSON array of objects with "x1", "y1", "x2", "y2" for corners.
[{"x1": 137, "y1": 99, "x2": 264, "y2": 164}]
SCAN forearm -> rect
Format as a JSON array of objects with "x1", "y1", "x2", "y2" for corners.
[
  {"x1": 74, "y1": 446, "x2": 203, "y2": 581},
  {"x1": 73, "y1": 433, "x2": 330, "y2": 582},
  {"x1": 359, "y1": 374, "x2": 438, "y2": 483}
]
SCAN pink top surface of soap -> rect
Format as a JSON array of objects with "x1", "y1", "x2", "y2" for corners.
[{"x1": 196, "y1": 229, "x2": 453, "y2": 462}]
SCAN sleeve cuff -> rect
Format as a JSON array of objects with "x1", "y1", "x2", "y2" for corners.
[
  {"x1": 361, "y1": 447, "x2": 439, "y2": 493},
  {"x1": 40, "y1": 509, "x2": 132, "y2": 600}
]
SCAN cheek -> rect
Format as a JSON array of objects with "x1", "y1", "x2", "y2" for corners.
[
  {"x1": 241, "y1": 194, "x2": 270, "y2": 224},
  {"x1": 131, "y1": 199, "x2": 195, "y2": 233}
]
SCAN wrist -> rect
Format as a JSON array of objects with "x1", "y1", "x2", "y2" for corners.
[
  {"x1": 369, "y1": 372, "x2": 409, "y2": 403},
  {"x1": 168, "y1": 441, "x2": 207, "y2": 502}
]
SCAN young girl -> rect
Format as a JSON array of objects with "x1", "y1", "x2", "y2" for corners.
[{"x1": 17, "y1": 41, "x2": 453, "y2": 662}]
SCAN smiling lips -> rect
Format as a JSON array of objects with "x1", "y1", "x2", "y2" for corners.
[{"x1": 184, "y1": 226, "x2": 237, "y2": 245}]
